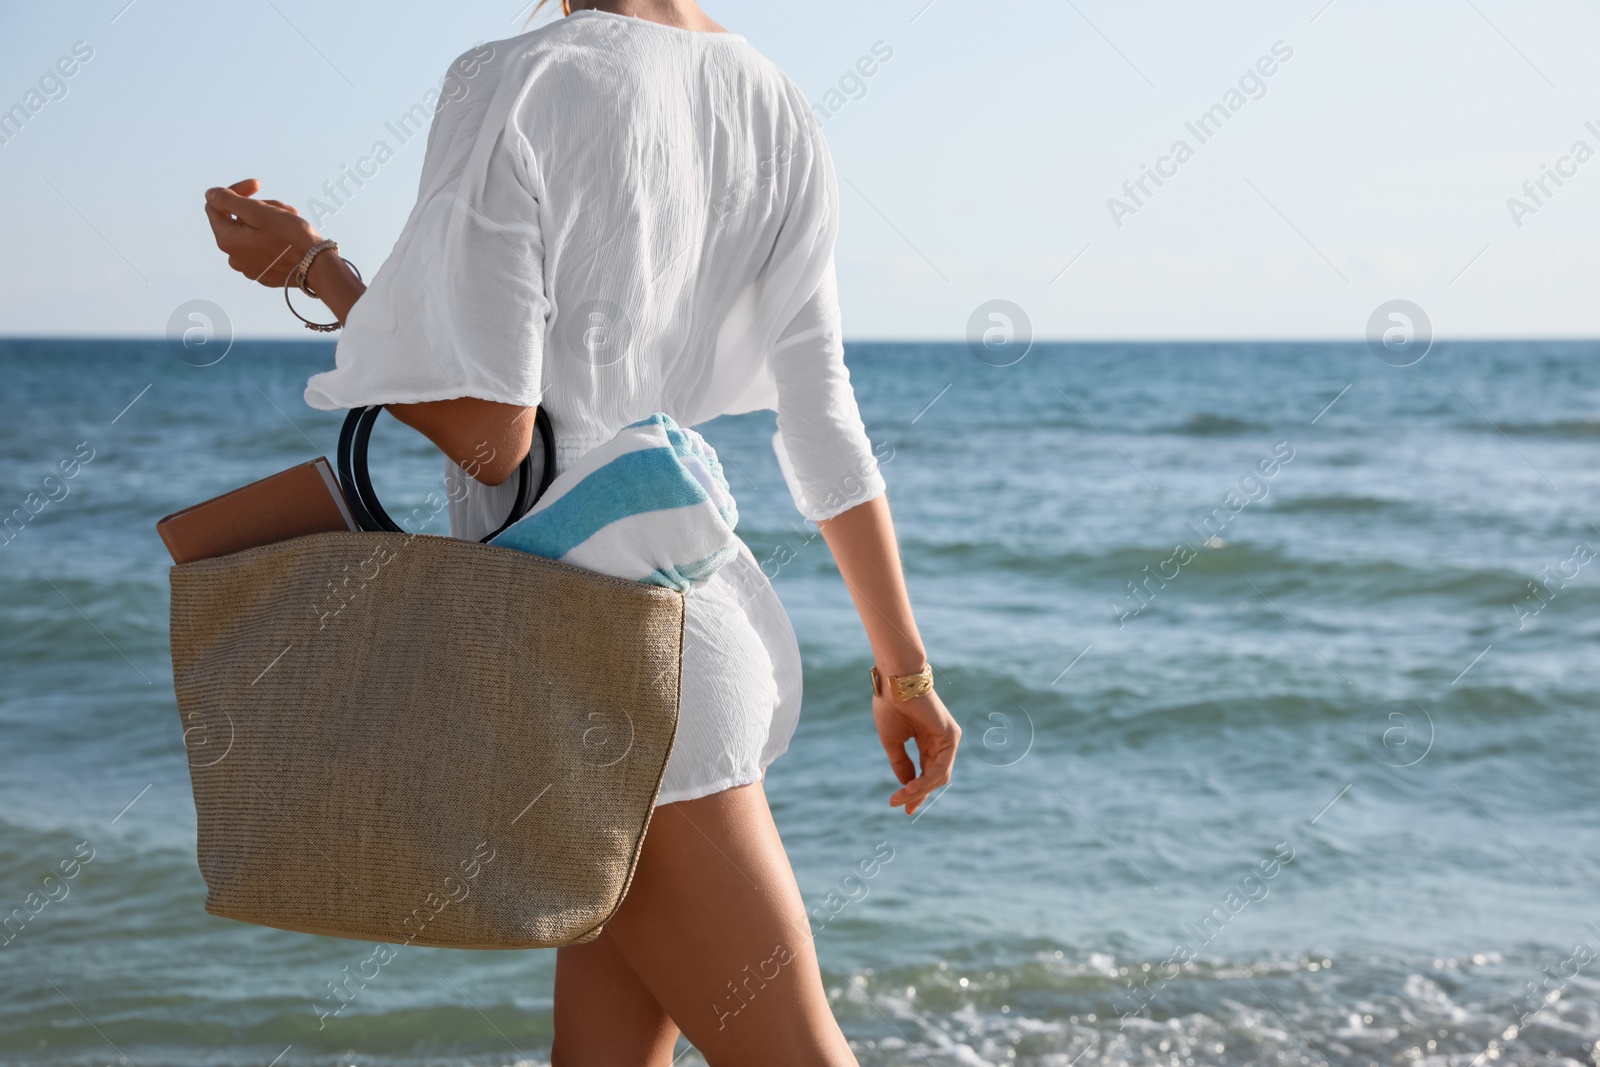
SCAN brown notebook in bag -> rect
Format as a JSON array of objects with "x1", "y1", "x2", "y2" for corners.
[{"x1": 157, "y1": 457, "x2": 359, "y2": 565}]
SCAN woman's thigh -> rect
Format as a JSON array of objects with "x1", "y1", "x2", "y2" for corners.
[{"x1": 560, "y1": 779, "x2": 858, "y2": 1067}]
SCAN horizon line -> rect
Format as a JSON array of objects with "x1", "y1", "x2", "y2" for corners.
[{"x1": 3, "y1": 334, "x2": 1599, "y2": 347}]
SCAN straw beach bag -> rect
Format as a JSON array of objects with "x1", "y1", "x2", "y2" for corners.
[{"x1": 167, "y1": 408, "x2": 685, "y2": 949}]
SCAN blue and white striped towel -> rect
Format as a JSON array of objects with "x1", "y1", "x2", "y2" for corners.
[{"x1": 489, "y1": 413, "x2": 740, "y2": 592}]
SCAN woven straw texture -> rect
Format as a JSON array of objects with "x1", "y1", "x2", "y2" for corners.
[{"x1": 168, "y1": 531, "x2": 684, "y2": 949}]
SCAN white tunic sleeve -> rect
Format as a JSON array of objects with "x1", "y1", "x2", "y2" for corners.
[
  {"x1": 769, "y1": 258, "x2": 886, "y2": 522},
  {"x1": 304, "y1": 52, "x2": 549, "y2": 411}
]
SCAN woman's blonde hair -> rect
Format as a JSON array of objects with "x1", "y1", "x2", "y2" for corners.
[{"x1": 524, "y1": 0, "x2": 571, "y2": 27}]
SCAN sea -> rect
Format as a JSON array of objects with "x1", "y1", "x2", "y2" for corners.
[{"x1": 1, "y1": 338, "x2": 1597, "y2": 1066}]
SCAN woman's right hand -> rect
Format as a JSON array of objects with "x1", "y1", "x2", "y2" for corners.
[
  {"x1": 203, "y1": 177, "x2": 368, "y2": 325},
  {"x1": 203, "y1": 178, "x2": 322, "y2": 287},
  {"x1": 874, "y1": 688, "x2": 960, "y2": 817}
]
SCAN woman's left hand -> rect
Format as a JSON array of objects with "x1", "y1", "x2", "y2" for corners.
[
  {"x1": 874, "y1": 688, "x2": 960, "y2": 817},
  {"x1": 204, "y1": 178, "x2": 321, "y2": 287}
]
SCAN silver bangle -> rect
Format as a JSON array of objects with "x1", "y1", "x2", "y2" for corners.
[{"x1": 283, "y1": 240, "x2": 361, "y2": 333}]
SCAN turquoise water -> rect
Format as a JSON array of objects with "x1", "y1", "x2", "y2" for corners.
[{"x1": 2, "y1": 339, "x2": 1598, "y2": 1065}]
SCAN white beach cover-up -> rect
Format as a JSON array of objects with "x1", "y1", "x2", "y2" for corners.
[{"x1": 302, "y1": 9, "x2": 886, "y2": 804}]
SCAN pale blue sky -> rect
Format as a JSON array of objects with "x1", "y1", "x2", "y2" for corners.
[{"x1": 1, "y1": 0, "x2": 1597, "y2": 340}]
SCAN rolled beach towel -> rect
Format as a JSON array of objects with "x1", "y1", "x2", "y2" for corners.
[{"x1": 489, "y1": 413, "x2": 740, "y2": 592}]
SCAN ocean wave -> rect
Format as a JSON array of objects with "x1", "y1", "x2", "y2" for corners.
[
  {"x1": 0, "y1": 574, "x2": 169, "y2": 666},
  {"x1": 1153, "y1": 413, "x2": 1273, "y2": 436},
  {"x1": 824, "y1": 947, "x2": 1597, "y2": 1067},
  {"x1": 1265, "y1": 493, "x2": 1418, "y2": 516},
  {"x1": 1460, "y1": 418, "x2": 1600, "y2": 439},
  {"x1": 890, "y1": 536, "x2": 1553, "y2": 609},
  {"x1": 1, "y1": 947, "x2": 1588, "y2": 1066}
]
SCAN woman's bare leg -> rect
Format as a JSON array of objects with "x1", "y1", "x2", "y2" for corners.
[
  {"x1": 552, "y1": 780, "x2": 857, "y2": 1066},
  {"x1": 552, "y1": 926, "x2": 680, "y2": 1066}
]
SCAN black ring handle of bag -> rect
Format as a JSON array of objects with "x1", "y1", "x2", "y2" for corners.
[{"x1": 337, "y1": 405, "x2": 557, "y2": 542}]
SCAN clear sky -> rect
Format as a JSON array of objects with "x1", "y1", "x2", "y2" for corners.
[{"x1": 1, "y1": 0, "x2": 1597, "y2": 340}]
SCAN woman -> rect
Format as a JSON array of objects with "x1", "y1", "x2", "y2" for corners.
[{"x1": 204, "y1": 1, "x2": 959, "y2": 1062}]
